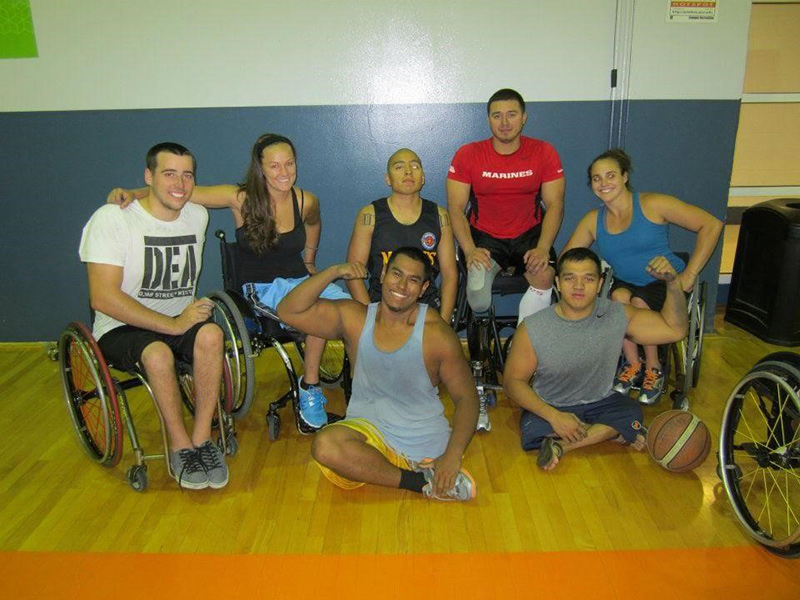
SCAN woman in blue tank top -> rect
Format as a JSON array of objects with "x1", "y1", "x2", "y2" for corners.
[{"x1": 562, "y1": 149, "x2": 722, "y2": 405}]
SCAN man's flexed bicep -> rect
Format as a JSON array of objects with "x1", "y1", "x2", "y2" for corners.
[
  {"x1": 277, "y1": 263, "x2": 366, "y2": 341},
  {"x1": 625, "y1": 256, "x2": 689, "y2": 346}
]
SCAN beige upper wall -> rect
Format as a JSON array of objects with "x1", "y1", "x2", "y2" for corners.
[
  {"x1": 744, "y1": 3, "x2": 800, "y2": 92},
  {"x1": 730, "y1": 3, "x2": 800, "y2": 187}
]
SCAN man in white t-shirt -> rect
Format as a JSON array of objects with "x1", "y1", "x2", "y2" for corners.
[{"x1": 79, "y1": 142, "x2": 228, "y2": 490}]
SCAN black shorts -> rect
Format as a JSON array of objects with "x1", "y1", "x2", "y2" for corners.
[
  {"x1": 610, "y1": 278, "x2": 667, "y2": 311},
  {"x1": 610, "y1": 278, "x2": 689, "y2": 312},
  {"x1": 519, "y1": 391, "x2": 645, "y2": 451},
  {"x1": 97, "y1": 320, "x2": 212, "y2": 372},
  {"x1": 471, "y1": 224, "x2": 557, "y2": 272}
]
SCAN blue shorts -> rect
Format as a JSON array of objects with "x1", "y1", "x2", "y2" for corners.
[
  {"x1": 519, "y1": 391, "x2": 644, "y2": 451},
  {"x1": 243, "y1": 276, "x2": 351, "y2": 319}
]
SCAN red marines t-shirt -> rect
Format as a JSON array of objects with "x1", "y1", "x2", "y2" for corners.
[{"x1": 447, "y1": 136, "x2": 563, "y2": 239}]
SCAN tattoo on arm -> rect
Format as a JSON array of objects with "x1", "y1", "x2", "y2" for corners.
[{"x1": 360, "y1": 213, "x2": 374, "y2": 226}]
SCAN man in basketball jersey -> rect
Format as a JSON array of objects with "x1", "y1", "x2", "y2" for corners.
[
  {"x1": 503, "y1": 248, "x2": 688, "y2": 470},
  {"x1": 346, "y1": 148, "x2": 458, "y2": 323},
  {"x1": 79, "y1": 142, "x2": 229, "y2": 490},
  {"x1": 277, "y1": 247, "x2": 478, "y2": 500}
]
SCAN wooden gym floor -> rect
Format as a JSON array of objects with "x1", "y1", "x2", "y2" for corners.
[{"x1": 1, "y1": 311, "x2": 798, "y2": 599}]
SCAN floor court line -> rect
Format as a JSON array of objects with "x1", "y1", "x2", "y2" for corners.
[{"x1": 1, "y1": 545, "x2": 798, "y2": 599}]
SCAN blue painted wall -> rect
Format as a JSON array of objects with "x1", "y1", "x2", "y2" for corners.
[{"x1": 0, "y1": 99, "x2": 735, "y2": 340}]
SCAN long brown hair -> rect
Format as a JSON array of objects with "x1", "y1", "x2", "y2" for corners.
[{"x1": 240, "y1": 133, "x2": 297, "y2": 255}]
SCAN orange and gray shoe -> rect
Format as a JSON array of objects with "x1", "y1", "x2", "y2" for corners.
[
  {"x1": 638, "y1": 367, "x2": 665, "y2": 405},
  {"x1": 613, "y1": 361, "x2": 644, "y2": 395}
]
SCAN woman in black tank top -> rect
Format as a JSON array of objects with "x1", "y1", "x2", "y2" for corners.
[{"x1": 108, "y1": 134, "x2": 347, "y2": 430}]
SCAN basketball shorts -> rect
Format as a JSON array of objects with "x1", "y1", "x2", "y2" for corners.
[{"x1": 519, "y1": 391, "x2": 644, "y2": 451}]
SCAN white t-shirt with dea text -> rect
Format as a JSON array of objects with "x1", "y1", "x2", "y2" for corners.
[{"x1": 79, "y1": 200, "x2": 208, "y2": 339}]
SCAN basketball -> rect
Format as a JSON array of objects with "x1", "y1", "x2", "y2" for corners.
[{"x1": 646, "y1": 410, "x2": 711, "y2": 473}]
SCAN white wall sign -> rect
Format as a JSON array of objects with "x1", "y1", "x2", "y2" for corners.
[{"x1": 667, "y1": 1, "x2": 719, "y2": 23}]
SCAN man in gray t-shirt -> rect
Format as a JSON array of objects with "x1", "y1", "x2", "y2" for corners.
[{"x1": 503, "y1": 248, "x2": 688, "y2": 470}]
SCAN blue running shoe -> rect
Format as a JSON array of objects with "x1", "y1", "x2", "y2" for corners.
[{"x1": 298, "y1": 377, "x2": 328, "y2": 430}]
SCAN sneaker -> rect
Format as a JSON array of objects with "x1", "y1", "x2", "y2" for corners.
[
  {"x1": 638, "y1": 367, "x2": 664, "y2": 405},
  {"x1": 613, "y1": 361, "x2": 644, "y2": 395},
  {"x1": 476, "y1": 394, "x2": 492, "y2": 432},
  {"x1": 196, "y1": 440, "x2": 229, "y2": 489},
  {"x1": 169, "y1": 448, "x2": 209, "y2": 490},
  {"x1": 298, "y1": 377, "x2": 328, "y2": 430},
  {"x1": 417, "y1": 458, "x2": 477, "y2": 501}
]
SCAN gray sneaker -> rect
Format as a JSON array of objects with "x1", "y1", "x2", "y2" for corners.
[
  {"x1": 613, "y1": 361, "x2": 644, "y2": 395},
  {"x1": 638, "y1": 367, "x2": 665, "y2": 405},
  {"x1": 196, "y1": 440, "x2": 229, "y2": 489},
  {"x1": 417, "y1": 458, "x2": 477, "y2": 501},
  {"x1": 169, "y1": 448, "x2": 209, "y2": 490}
]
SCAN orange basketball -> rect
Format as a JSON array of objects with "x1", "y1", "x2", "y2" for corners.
[{"x1": 646, "y1": 410, "x2": 711, "y2": 473}]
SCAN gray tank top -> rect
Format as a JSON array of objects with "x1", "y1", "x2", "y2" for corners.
[
  {"x1": 346, "y1": 303, "x2": 450, "y2": 462},
  {"x1": 524, "y1": 298, "x2": 628, "y2": 407}
]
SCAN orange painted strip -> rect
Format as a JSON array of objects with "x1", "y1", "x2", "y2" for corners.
[{"x1": 1, "y1": 546, "x2": 798, "y2": 599}]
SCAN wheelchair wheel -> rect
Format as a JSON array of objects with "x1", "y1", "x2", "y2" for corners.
[
  {"x1": 127, "y1": 464, "x2": 148, "y2": 492},
  {"x1": 689, "y1": 281, "x2": 706, "y2": 387},
  {"x1": 59, "y1": 322, "x2": 123, "y2": 467},
  {"x1": 267, "y1": 412, "x2": 281, "y2": 441},
  {"x1": 208, "y1": 290, "x2": 255, "y2": 419},
  {"x1": 718, "y1": 353, "x2": 800, "y2": 557},
  {"x1": 298, "y1": 339, "x2": 345, "y2": 385}
]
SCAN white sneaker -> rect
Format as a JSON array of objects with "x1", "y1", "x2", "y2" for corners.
[{"x1": 418, "y1": 458, "x2": 477, "y2": 501}]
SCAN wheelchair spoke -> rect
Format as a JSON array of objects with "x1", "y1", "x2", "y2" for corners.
[
  {"x1": 763, "y1": 466, "x2": 795, "y2": 514},
  {"x1": 760, "y1": 466, "x2": 800, "y2": 541},
  {"x1": 731, "y1": 427, "x2": 760, "y2": 446},
  {"x1": 71, "y1": 340, "x2": 102, "y2": 434},
  {"x1": 738, "y1": 395, "x2": 768, "y2": 453},
  {"x1": 755, "y1": 469, "x2": 773, "y2": 537},
  {"x1": 743, "y1": 464, "x2": 760, "y2": 503},
  {"x1": 735, "y1": 464, "x2": 759, "y2": 482}
]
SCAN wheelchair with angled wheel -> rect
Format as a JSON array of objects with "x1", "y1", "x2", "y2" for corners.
[
  {"x1": 603, "y1": 252, "x2": 706, "y2": 411},
  {"x1": 717, "y1": 351, "x2": 800, "y2": 558},
  {"x1": 214, "y1": 229, "x2": 351, "y2": 440},
  {"x1": 58, "y1": 300, "x2": 239, "y2": 492}
]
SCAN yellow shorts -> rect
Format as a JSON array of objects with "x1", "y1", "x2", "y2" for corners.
[{"x1": 315, "y1": 418, "x2": 412, "y2": 490}]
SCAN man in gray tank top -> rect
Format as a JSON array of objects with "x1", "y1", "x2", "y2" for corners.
[
  {"x1": 277, "y1": 247, "x2": 479, "y2": 501},
  {"x1": 503, "y1": 248, "x2": 688, "y2": 470}
]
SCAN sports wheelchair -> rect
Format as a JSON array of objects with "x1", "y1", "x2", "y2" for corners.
[
  {"x1": 214, "y1": 229, "x2": 351, "y2": 440},
  {"x1": 453, "y1": 260, "x2": 531, "y2": 432},
  {"x1": 603, "y1": 254, "x2": 706, "y2": 410},
  {"x1": 58, "y1": 303, "x2": 239, "y2": 492},
  {"x1": 718, "y1": 352, "x2": 800, "y2": 558}
]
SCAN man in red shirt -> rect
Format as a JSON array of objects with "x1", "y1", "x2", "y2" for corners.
[{"x1": 447, "y1": 88, "x2": 565, "y2": 322}]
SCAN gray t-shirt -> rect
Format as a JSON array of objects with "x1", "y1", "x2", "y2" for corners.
[{"x1": 524, "y1": 298, "x2": 628, "y2": 407}]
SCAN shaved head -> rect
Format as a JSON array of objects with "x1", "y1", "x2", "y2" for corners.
[{"x1": 386, "y1": 148, "x2": 422, "y2": 172}]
